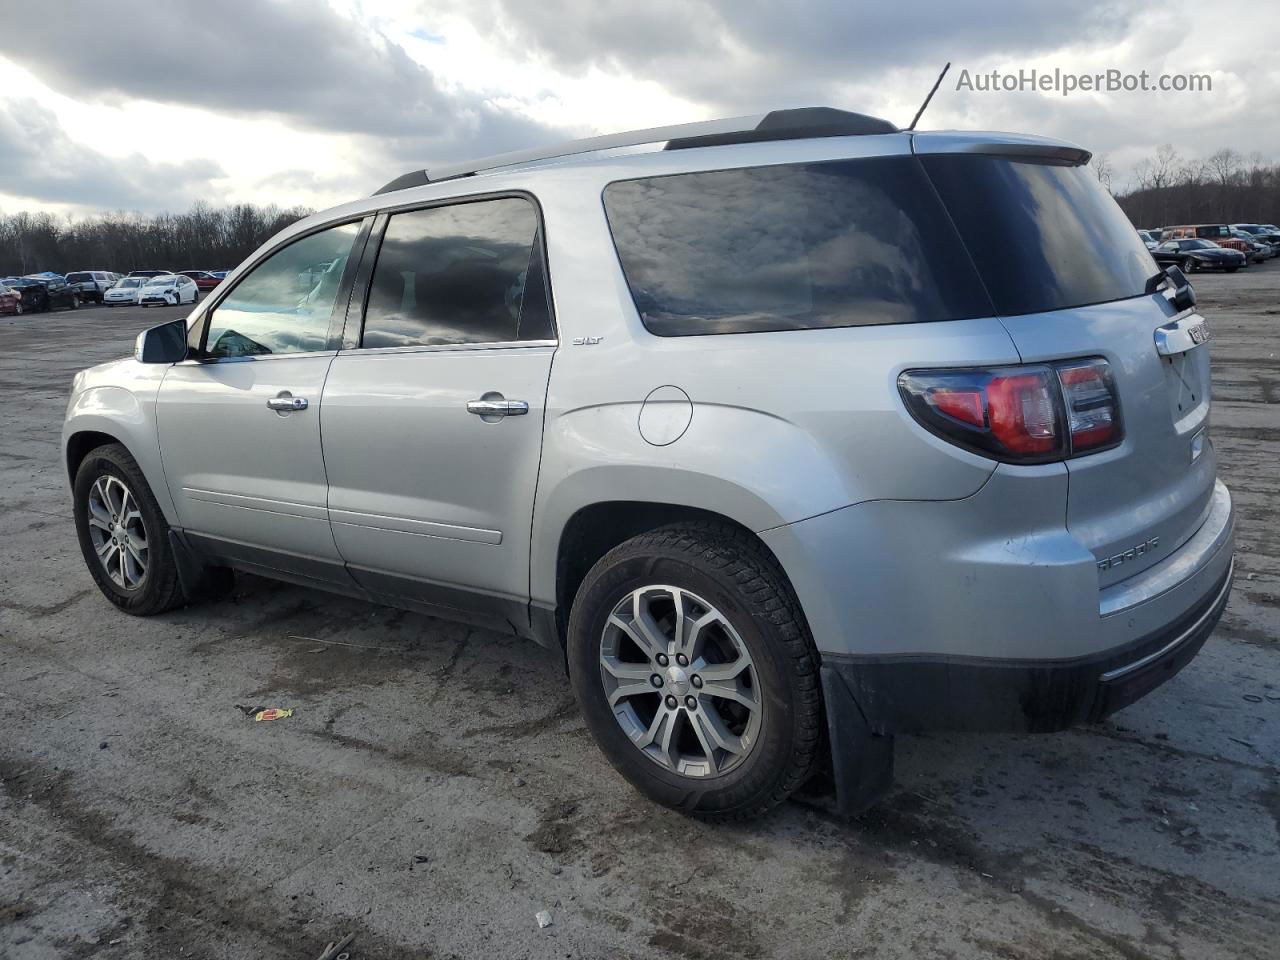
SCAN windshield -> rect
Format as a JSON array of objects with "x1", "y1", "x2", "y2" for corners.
[
  {"x1": 920, "y1": 155, "x2": 1155, "y2": 316},
  {"x1": 1184, "y1": 239, "x2": 1217, "y2": 250},
  {"x1": 145, "y1": 276, "x2": 176, "y2": 286}
]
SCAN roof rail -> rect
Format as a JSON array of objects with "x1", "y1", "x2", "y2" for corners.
[{"x1": 372, "y1": 107, "x2": 898, "y2": 195}]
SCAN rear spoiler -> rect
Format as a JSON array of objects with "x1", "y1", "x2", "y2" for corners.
[{"x1": 910, "y1": 131, "x2": 1091, "y2": 166}]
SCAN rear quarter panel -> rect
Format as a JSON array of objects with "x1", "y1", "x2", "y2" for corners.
[{"x1": 525, "y1": 165, "x2": 1025, "y2": 606}]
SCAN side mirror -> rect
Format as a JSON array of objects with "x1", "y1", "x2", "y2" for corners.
[
  {"x1": 1163, "y1": 265, "x2": 1197, "y2": 312},
  {"x1": 134, "y1": 318, "x2": 189, "y2": 363}
]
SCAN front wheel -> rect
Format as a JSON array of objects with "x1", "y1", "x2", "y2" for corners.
[
  {"x1": 567, "y1": 523, "x2": 823, "y2": 821},
  {"x1": 13, "y1": 301, "x2": 22, "y2": 315},
  {"x1": 70, "y1": 295, "x2": 80, "y2": 310},
  {"x1": 73, "y1": 443, "x2": 186, "y2": 616},
  {"x1": 1181, "y1": 257, "x2": 1196, "y2": 273}
]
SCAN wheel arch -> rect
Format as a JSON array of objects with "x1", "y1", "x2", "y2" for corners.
[
  {"x1": 62, "y1": 382, "x2": 178, "y2": 524},
  {"x1": 537, "y1": 499, "x2": 803, "y2": 654}
]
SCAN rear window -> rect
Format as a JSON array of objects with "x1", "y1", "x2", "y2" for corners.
[
  {"x1": 1195, "y1": 225, "x2": 1230, "y2": 238},
  {"x1": 66, "y1": 272, "x2": 90, "y2": 282},
  {"x1": 603, "y1": 157, "x2": 993, "y2": 336},
  {"x1": 920, "y1": 155, "x2": 1155, "y2": 317}
]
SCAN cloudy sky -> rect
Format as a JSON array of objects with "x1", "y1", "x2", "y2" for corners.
[{"x1": 1, "y1": 0, "x2": 1276, "y2": 217}]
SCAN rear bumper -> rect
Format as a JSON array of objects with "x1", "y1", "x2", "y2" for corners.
[
  {"x1": 763, "y1": 471, "x2": 1233, "y2": 735},
  {"x1": 822, "y1": 556, "x2": 1232, "y2": 735}
]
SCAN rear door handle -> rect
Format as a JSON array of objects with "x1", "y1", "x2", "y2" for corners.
[
  {"x1": 267, "y1": 392, "x2": 308, "y2": 411},
  {"x1": 466, "y1": 396, "x2": 529, "y2": 419}
]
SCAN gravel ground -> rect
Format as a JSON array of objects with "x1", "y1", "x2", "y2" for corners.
[{"x1": 1, "y1": 276, "x2": 1277, "y2": 959}]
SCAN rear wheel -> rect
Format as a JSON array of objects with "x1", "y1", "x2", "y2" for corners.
[
  {"x1": 13, "y1": 301, "x2": 21, "y2": 315},
  {"x1": 1181, "y1": 257, "x2": 1196, "y2": 273},
  {"x1": 70, "y1": 295, "x2": 80, "y2": 310},
  {"x1": 73, "y1": 443, "x2": 185, "y2": 616},
  {"x1": 567, "y1": 522, "x2": 823, "y2": 821}
]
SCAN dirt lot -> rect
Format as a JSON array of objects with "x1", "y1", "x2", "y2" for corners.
[{"x1": 1, "y1": 277, "x2": 1277, "y2": 960}]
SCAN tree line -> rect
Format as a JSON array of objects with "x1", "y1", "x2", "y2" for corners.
[
  {"x1": 0, "y1": 202, "x2": 312, "y2": 277},
  {"x1": 1096, "y1": 147, "x2": 1280, "y2": 230}
]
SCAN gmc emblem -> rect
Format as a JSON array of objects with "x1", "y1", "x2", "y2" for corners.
[{"x1": 1097, "y1": 537, "x2": 1160, "y2": 571}]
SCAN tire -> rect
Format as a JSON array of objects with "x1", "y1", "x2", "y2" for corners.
[
  {"x1": 192, "y1": 290, "x2": 199, "y2": 303},
  {"x1": 567, "y1": 522, "x2": 822, "y2": 821},
  {"x1": 1182, "y1": 257, "x2": 1196, "y2": 273},
  {"x1": 73, "y1": 443, "x2": 185, "y2": 616},
  {"x1": 13, "y1": 302, "x2": 21, "y2": 315},
  {"x1": 70, "y1": 295, "x2": 80, "y2": 310}
]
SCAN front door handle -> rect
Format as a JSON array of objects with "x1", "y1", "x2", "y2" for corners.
[
  {"x1": 267, "y1": 392, "x2": 308, "y2": 412},
  {"x1": 466, "y1": 395, "x2": 529, "y2": 419}
]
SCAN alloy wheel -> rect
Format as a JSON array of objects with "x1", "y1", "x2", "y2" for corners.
[
  {"x1": 599, "y1": 585, "x2": 762, "y2": 778},
  {"x1": 86, "y1": 474, "x2": 149, "y2": 590}
]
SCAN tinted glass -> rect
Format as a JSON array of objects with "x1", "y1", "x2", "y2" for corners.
[
  {"x1": 66, "y1": 272, "x2": 90, "y2": 282},
  {"x1": 922, "y1": 155, "x2": 1155, "y2": 317},
  {"x1": 603, "y1": 157, "x2": 992, "y2": 336},
  {"x1": 1196, "y1": 225, "x2": 1229, "y2": 238},
  {"x1": 205, "y1": 221, "x2": 360, "y2": 358},
  {"x1": 361, "y1": 198, "x2": 541, "y2": 349}
]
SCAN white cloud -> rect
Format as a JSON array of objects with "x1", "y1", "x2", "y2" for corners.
[{"x1": 0, "y1": 0, "x2": 1275, "y2": 213}]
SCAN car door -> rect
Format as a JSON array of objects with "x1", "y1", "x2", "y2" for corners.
[
  {"x1": 156, "y1": 217, "x2": 370, "y2": 587},
  {"x1": 320, "y1": 195, "x2": 556, "y2": 632}
]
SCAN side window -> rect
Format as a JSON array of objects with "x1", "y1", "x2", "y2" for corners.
[
  {"x1": 603, "y1": 158, "x2": 993, "y2": 336},
  {"x1": 204, "y1": 221, "x2": 361, "y2": 358},
  {"x1": 360, "y1": 197, "x2": 549, "y2": 349}
]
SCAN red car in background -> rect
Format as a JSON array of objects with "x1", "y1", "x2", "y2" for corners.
[
  {"x1": 178, "y1": 270, "x2": 222, "y2": 291},
  {"x1": 0, "y1": 282, "x2": 24, "y2": 315}
]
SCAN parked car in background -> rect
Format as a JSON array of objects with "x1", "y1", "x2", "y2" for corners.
[
  {"x1": 0, "y1": 282, "x2": 24, "y2": 315},
  {"x1": 1153, "y1": 238, "x2": 1246, "y2": 272},
  {"x1": 129, "y1": 269, "x2": 167, "y2": 278},
  {"x1": 1229, "y1": 229, "x2": 1272, "y2": 262},
  {"x1": 2, "y1": 276, "x2": 81, "y2": 311},
  {"x1": 62, "y1": 110, "x2": 1234, "y2": 820},
  {"x1": 210, "y1": 270, "x2": 229, "y2": 280},
  {"x1": 65, "y1": 271, "x2": 118, "y2": 302},
  {"x1": 177, "y1": 270, "x2": 222, "y2": 291},
  {"x1": 1233, "y1": 223, "x2": 1280, "y2": 252},
  {"x1": 1162, "y1": 224, "x2": 1253, "y2": 262},
  {"x1": 139, "y1": 273, "x2": 199, "y2": 307},
  {"x1": 1137, "y1": 229, "x2": 1158, "y2": 251},
  {"x1": 104, "y1": 276, "x2": 147, "y2": 306}
]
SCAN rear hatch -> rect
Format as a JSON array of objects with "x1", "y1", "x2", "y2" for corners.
[{"x1": 917, "y1": 141, "x2": 1216, "y2": 587}]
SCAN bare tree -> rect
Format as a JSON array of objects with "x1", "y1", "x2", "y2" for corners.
[{"x1": 1091, "y1": 153, "x2": 1114, "y2": 194}]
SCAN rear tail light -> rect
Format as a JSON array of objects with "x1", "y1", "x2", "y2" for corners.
[{"x1": 898, "y1": 358, "x2": 1122, "y2": 464}]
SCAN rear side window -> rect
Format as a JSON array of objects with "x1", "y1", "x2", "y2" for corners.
[
  {"x1": 921, "y1": 155, "x2": 1155, "y2": 317},
  {"x1": 602, "y1": 157, "x2": 992, "y2": 336},
  {"x1": 360, "y1": 197, "x2": 551, "y2": 349}
]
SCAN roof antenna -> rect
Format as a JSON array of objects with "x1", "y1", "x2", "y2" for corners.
[{"x1": 908, "y1": 62, "x2": 950, "y2": 131}]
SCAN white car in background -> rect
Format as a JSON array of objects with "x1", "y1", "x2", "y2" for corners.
[
  {"x1": 104, "y1": 277, "x2": 146, "y2": 306},
  {"x1": 139, "y1": 274, "x2": 199, "y2": 307}
]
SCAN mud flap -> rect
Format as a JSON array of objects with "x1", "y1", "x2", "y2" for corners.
[
  {"x1": 810, "y1": 663, "x2": 895, "y2": 816},
  {"x1": 168, "y1": 529, "x2": 233, "y2": 603}
]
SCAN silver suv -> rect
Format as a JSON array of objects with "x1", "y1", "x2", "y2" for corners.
[{"x1": 62, "y1": 108, "x2": 1235, "y2": 820}]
